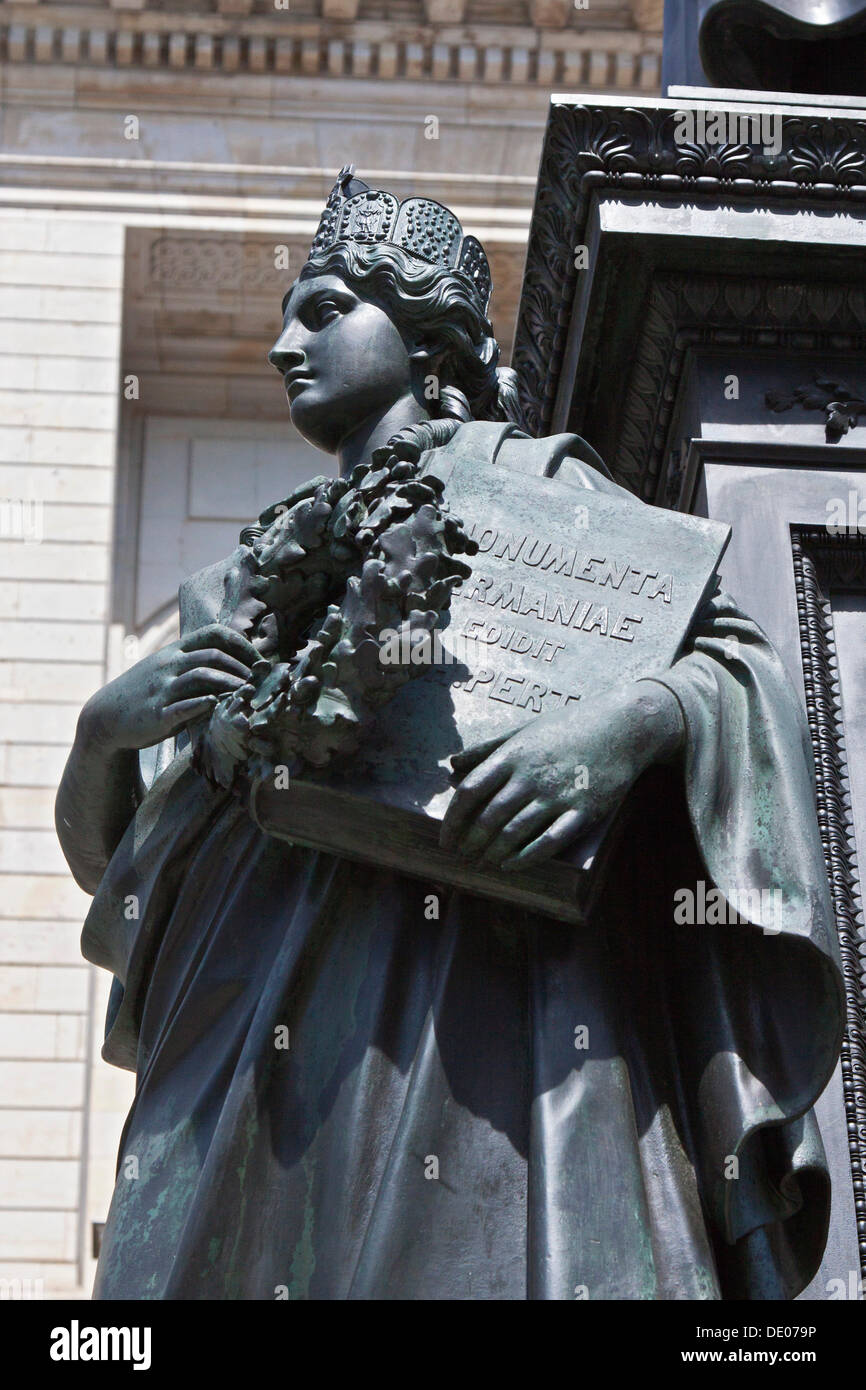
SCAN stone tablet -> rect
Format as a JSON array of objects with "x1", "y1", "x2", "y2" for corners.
[{"x1": 251, "y1": 455, "x2": 730, "y2": 922}]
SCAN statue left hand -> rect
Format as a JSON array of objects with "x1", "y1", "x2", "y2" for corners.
[{"x1": 440, "y1": 679, "x2": 684, "y2": 870}]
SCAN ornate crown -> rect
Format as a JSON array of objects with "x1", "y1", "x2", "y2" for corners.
[{"x1": 309, "y1": 165, "x2": 492, "y2": 315}]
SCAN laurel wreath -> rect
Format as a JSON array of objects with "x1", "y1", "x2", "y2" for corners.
[{"x1": 190, "y1": 433, "x2": 477, "y2": 791}]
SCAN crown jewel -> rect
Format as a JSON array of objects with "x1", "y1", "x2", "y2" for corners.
[{"x1": 309, "y1": 165, "x2": 492, "y2": 314}]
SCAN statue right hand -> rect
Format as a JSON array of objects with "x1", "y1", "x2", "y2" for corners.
[{"x1": 80, "y1": 622, "x2": 261, "y2": 754}]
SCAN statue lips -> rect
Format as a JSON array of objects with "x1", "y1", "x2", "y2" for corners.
[{"x1": 284, "y1": 371, "x2": 314, "y2": 400}]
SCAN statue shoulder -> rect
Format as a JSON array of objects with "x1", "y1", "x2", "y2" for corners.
[
  {"x1": 491, "y1": 426, "x2": 632, "y2": 498},
  {"x1": 425, "y1": 419, "x2": 637, "y2": 501}
]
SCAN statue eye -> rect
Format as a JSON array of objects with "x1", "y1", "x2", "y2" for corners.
[{"x1": 315, "y1": 299, "x2": 341, "y2": 326}]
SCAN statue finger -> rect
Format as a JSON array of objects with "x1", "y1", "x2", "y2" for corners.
[
  {"x1": 450, "y1": 729, "x2": 516, "y2": 778},
  {"x1": 457, "y1": 780, "x2": 528, "y2": 861},
  {"x1": 168, "y1": 669, "x2": 248, "y2": 700},
  {"x1": 162, "y1": 695, "x2": 218, "y2": 727},
  {"x1": 501, "y1": 809, "x2": 586, "y2": 871},
  {"x1": 483, "y1": 801, "x2": 562, "y2": 868},
  {"x1": 439, "y1": 761, "x2": 512, "y2": 853},
  {"x1": 173, "y1": 649, "x2": 253, "y2": 681},
  {"x1": 180, "y1": 623, "x2": 260, "y2": 666}
]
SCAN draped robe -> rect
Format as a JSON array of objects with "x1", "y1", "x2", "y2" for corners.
[{"x1": 81, "y1": 421, "x2": 844, "y2": 1300}]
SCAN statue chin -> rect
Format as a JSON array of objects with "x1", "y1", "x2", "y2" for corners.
[{"x1": 286, "y1": 395, "x2": 341, "y2": 457}]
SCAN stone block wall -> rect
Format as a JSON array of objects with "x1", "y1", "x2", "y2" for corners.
[{"x1": 0, "y1": 211, "x2": 131, "y2": 1297}]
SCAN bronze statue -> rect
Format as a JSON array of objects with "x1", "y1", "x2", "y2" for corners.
[
  {"x1": 666, "y1": 0, "x2": 866, "y2": 95},
  {"x1": 57, "y1": 169, "x2": 844, "y2": 1300}
]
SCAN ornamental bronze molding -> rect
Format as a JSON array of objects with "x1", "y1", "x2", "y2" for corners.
[
  {"x1": 598, "y1": 272, "x2": 866, "y2": 503},
  {"x1": 515, "y1": 103, "x2": 866, "y2": 439},
  {"x1": 791, "y1": 526, "x2": 866, "y2": 1284},
  {"x1": 767, "y1": 376, "x2": 866, "y2": 441}
]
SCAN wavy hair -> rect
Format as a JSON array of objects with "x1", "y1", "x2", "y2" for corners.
[{"x1": 299, "y1": 242, "x2": 527, "y2": 434}]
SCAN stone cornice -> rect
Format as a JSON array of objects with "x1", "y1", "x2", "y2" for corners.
[
  {"x1": 0, "y1": 155, "x2": 537, "y2": 219},
  {"x1": 2, "y1": 0, "x2": 640, "y2": 24},
  {"x1": 0, "y1": 5, "x2": 661, "y2": 88}
]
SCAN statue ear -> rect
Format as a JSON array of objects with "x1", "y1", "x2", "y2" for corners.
[
  {"x1": 408, "y1": 343, "x2": 439, "y2": 365},
  {"x1": 409, "y1": 341, "x2": 450, "y2": 383}
]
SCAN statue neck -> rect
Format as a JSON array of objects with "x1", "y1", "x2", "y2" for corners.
[{"x1": 337, "y1": 394, "x2": 430, "y2": 477}]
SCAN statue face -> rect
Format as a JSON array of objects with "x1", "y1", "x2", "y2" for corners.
[{"x1": 269, "y1": 271, "x2": 416, "y2": 454}]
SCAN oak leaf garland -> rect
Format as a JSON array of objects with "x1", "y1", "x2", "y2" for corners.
[{"x1": 190, "y1": 432, "x2": 476, "y2": 791}]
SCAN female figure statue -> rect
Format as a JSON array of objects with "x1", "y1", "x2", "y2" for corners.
[{"x1": 57, "y1": 169, "x2": 843, "y2": 1300}]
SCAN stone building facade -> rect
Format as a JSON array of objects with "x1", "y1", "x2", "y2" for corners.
[{"x1": 0, "y1": 0, "x2": 662, "y2": 1296}]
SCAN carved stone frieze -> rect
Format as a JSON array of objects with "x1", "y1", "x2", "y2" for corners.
[
  {"x1": 0, "y1": 9, "x2": 660, "y2": 91},
  {"x1": 148, "y1": 235, "x2": 296, "y2": 291}
]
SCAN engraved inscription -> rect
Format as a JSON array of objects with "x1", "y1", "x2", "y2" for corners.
[
  {"x1": 459, "y1": 575, "x2": 645, "y2": 643},
  {"x1": 461, "y1": 619, "x2": 566, "y2": 663},
  {"x1": 466, "y1": 524, "x2": 674, "y2": 605},
  {"x1": 455, "y1": 667, "x2": 581, "y2": 712}
]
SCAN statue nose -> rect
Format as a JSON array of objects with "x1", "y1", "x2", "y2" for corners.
[{"x1": 268, "y1": 338, "x2": 306, "y2": 374}]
